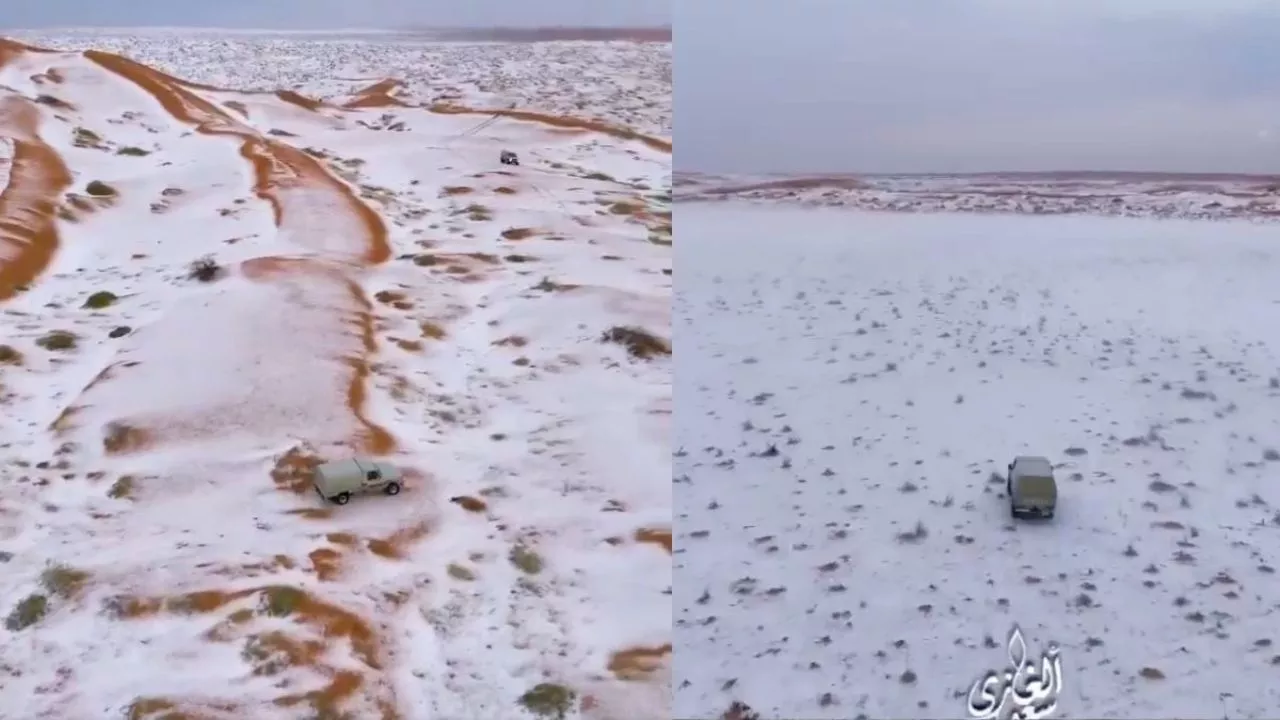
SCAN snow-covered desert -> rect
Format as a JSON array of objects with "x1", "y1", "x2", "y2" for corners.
[
  {"x1": 675, "y1": 201, "x2": 1280, "y2": 719},
  {"x1": 0, "y1": 30, "x2": 670, "y2": 720}
]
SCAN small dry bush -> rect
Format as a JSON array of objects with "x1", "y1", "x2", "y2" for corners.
[
  {"x1": 83, "y1": 290, "x2": 118, "y2": 309},
  {"x1": 449, "y1": 495, "x2": 487, "y2": 512},
  {"x1": 518, "y1": 683, "x2": 575, "y2": 720},
  {"x1": 509, "y1": 542, "x2": 544, "y2": 575},
  {"x1": 33, "y1": 94, "x2": 72, "y2": 109},
  {"x1": 501, "y1": 227, "x2": 535, "y2": 240},
  {"x1": 601, "y1": 326, "x2": 671, "y2": 359},
  {"x1": 72, "y1": 127, "x2": 101, "y2": 147},
  {"x1": 85, "y1": 180, "x2": 117, "y2": 197},
  {"x1": 531, "y1": 276, "x2": 577, "y2": 292},
  {"x1": 895, "y1": 520, "x2": 929, "y2": 543},
  {"x1": 608, "y1": 201, "x2": 642, "y2": 215},
  {"x1": 260, "y1": 586, "x2": 304, "y2": 617},
  {"x1": 103, "y1": 422, "x2": 149, "y2": 454},
  {"x1": 188, "y1": 256, "x2": 222, "y2": 282},
  {"x1": 721, "y1": 701, "x2": 761, "y2": 720},
  {"x1": 446, "y1": 563, "x2": 476, "y2": 581},
  {"x1": 0, "y1": 345, "x2": 21, "y2": 364},
  {"x1": 41, "y1": 562, "x2": 89, "y2": 598},
  {"x1": 465, "y1": 204, "x2": 493, "y2": 221},
  {"x1": 36, "y1": 330, "x2": 77, "y2": 351},
  {"x1": 108, "y1": 475, "x2": 136, "y2": 499},
  {"x1": 5, "y1": 594, "x2": 48, "y2": 631}
]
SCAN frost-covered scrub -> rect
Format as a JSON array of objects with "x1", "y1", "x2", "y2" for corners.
[{"x1": 674, "y1": 203, "x2": 1280, "y2": 720}]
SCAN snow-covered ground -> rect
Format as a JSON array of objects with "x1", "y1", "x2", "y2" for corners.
[
  {"x1": 675, "y1": 203, "x2": 1280, "y2": 720},
  {"x1": 0, "y1": 34, "x2": 670, "y2": 720}
]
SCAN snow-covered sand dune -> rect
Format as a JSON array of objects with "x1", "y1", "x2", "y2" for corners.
[
  {"x1": 675, "y1": 203, "x2": 1280, "y2": 720},
  {"x1": 0, "y1": 34, "x2": 670, "y2": 720}
]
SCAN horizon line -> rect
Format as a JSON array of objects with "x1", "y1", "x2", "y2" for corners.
[{"x1": 676, "y1": 169, "x2": 1280, "y2": 181}]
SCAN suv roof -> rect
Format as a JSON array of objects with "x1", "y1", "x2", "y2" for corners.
[{"x1": 1013, "y1": 456, "x2": 1053, "y2": 476}]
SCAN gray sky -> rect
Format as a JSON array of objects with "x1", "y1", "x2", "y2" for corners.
[
  {"x1": 5, "y1": 0, "x2": 668, "y2": 30},
  {"x1": 678, "y1": 0, "x2": 1280, "y2": 174}
]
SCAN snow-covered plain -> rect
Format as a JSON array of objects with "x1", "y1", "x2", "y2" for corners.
[
  {"x1": 675, "y1": 203, "x2": 1280, "y2": 720},
  {"x1": 0, "y1": 32, "x2": 670, "y2": 720}
]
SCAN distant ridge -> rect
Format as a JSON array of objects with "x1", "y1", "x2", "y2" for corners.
[{"x1": 409, "y1": 26, "x2": 672, "y2": 42}]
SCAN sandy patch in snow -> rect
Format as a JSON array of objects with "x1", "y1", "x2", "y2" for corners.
[{"x1": 0, "y1": 90, "x2": 72, "y2": 301}]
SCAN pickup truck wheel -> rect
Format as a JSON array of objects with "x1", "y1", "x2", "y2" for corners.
[
  {"x1": 384, "y1": 482, "x2": 401, "y2": 496},
  {"x1": 332, "y1": 492, "x2": 350, "y2": 505}
]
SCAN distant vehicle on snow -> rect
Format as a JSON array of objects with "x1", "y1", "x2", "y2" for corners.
[
  {"x1": 500, "y1": 150, "x2": 520, "y2": 166},
  {"x1": 313, "y1": 457, "x2": 402, "y2": 505},
  {"x1": 1007, "y1": 455, "x2": 1057, "y2": 519}
]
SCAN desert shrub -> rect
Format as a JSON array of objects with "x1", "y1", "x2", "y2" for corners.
[
  {"x1": 0, "y1": 345, "x2": 20, "y2": 364},
  {"x1": 446, "y1": 563, "x2": 476, "y2": 581},
  {"x1": 5, "y1": 594, "x2": 48, "y2": 631},
  {"x1": 83, "y1": 290, "x2": 118, "y2": 309},
  {"x1": 501, "y1": 227, "x2": 534, "y2": 240},
  {"x1": 85, "y1": 180, "x2": 117, "y2": 197},
  {"x1": 601, "y1": 325, "x2": 671, "y2": 359},
  {"x1": 72, "y1": 127, "x2": 101, "y2": 146},
  {"x1": 107, "y1": 475, "x2": 136, "y2": 499},
  {"x1": 261, "y1": 586, "x2": 304, "y2": 617},
  {"x1": 41, "y1": 563, "x2": 89, "y2": 598},
  {"x1": 33, "y1": 94, "x2": 71, "y2": 108},
  {"x1": 518, "y1": 683, "x2": 575, "y2": 720},
  {"x1": 895, "y1": 520, "x2": 929, "y2": 544},
  {"x1": 508, "y1": 543, "x2": 544, "y2": 575},
  {"x1": 36, "y1": 331, "x2": 77, "y2": 351},
  {"x1": 116, "y1": 146, "x2": 150, "y2": 156},
  {"x1": 720, "y1": 702, "x2": 761, "y2": 720},
  {"x1": 188, "y1": 256, "x2": 222, "y2": 282}
]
